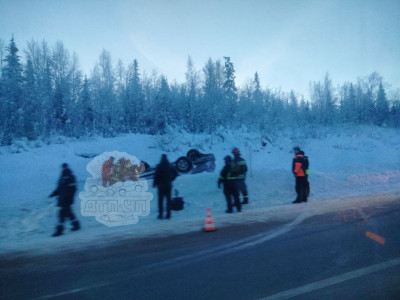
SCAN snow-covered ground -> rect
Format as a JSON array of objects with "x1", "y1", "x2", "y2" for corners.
[{"x1": 1, "y1": 126, "x2": 399, "y2": 254}]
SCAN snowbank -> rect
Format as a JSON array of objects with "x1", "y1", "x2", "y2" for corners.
[{"x1": 1, "y1": 126, "x2": 399, "y2": 254}]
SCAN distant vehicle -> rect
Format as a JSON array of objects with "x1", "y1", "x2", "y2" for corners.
[
  {"x1": 139, "y1": 149, "x2": 215, "y2": 179},
  {"x1": 185, "y1": 149, "x2": 216, "y2": 173}
]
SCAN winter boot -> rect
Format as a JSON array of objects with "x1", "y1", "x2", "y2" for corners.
[
  {"x1": 71, "y1": 220, "x2": 80, "y2": 231},
  {"x1": 52, "y1": 225, "x2": 64, "y2": 237}
]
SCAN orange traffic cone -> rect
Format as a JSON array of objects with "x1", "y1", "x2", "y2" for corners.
[{"x1": 204, "y1": 208, "x2": 216, "y2": 232}]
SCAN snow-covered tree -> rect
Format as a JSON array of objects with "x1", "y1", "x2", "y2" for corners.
[
  {"x1": 389, "y1": 99, "x2": 400, "y2": 127},
  {"x1": 22, "y1": 57, "x2": 39, "y2": 140},
  {"x1": 126, "y1": 59, "x2": 144, "y2": 131},
  {"x1": 223, "y1": 56, "x2": 238, "y2": 123},
  {"x1": 0, "y1": 38, "x2": 5, "y2": 77},
  {"x1": 184, "y1": 56, "x2": 200, "y2": 132},
  {"x1": 90, "y1": 49, "x2": 117, "y2": 136},
  {"x1": 68, "y1": 52, "x2": 83, "y2": 137},
  {"x1": 1, "y1": 35, "x2": 399, "y2": 144},
  {"x1": 78, "y1": 75, "x2": 94, "y2": 135},
  {"x1": 309, "y1": 73, "x2": 337, "y2": 126},
  {"x1": 154, "y1": 75, "x2": 171, "y2": 133},
  {"x1": 375, "y1": 81, "x2": 389, "y2": 126},
  {"x1": 1, "y1": 36, "x2": 23, "y2": 144},
  {"x1": 288, "y1": 90, "x2": 299, "y2": 125},
  {"x1": 339, "y1": 82, "x2": 357, "y2": 124},
  {"x1": 202, "y1": 58, "x2": 221, "y2": 132}
]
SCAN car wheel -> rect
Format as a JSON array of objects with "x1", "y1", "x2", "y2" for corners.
[
  {"x1": 187, "y1": 149, "x2": 201, "y2": 161},
  {"x1": 175, "y1": 157, "x2": 192, "y2": 173}
]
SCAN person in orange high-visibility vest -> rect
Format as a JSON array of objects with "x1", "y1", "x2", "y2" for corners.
[{"x1": 292, "y1": 147, "x2": 308, "y2": 203}]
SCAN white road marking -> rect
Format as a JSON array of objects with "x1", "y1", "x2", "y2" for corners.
[
  {"x1": 30, "y1": 282, "x2": 111, "y2": 300},
  {"x1": 140, "y1": 211, "x2": 310, "y2": 273},
  {"x1": 260, "y1": 257, "x2": 400, "y2": 299},
  {"x1": 223, "y1": 211, "x2": 309, "y2": 252},
  {"x1": 30, "y1": 213, "x2": 308, "y2": 299}
]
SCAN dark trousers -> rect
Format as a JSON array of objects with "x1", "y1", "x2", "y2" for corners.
[
  {"x1": 158, "y1": 187, "x2": 172, "y2": 217},
  {"x1": 59, "y1": 206, "x2": 77, "y2": 224},
  {"x1": 305, "y1": 175, "x2": 310, "y2": 196},
  {"x1": 224, "y1": 181, "x2": 241, "y2": 212},
  {"x1": 295, "y1": 177, "x2": 308, "y2": 202},
  {"x1": 236, "y1": 178, "x2": 248, "y2": 203}
]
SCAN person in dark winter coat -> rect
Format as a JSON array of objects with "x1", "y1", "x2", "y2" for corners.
[
  {"x1": 153, "y1": 154, "x2": 178, "y2": 219},
  {"x1": 231, "y1": 147, "x2": 249, "y2": 204},
  {"x1": 299, "y1": 150, "x2": 310, "y2": 197},
  {"x1": 292, "y1": 147, "x2": 308, "y2": 203},
  {"x1": 49, "y1": 163, "x2": 80, "y2": 237},
  {"x1": 218, "y1": 155, "x2": 241, "y2": 213}
]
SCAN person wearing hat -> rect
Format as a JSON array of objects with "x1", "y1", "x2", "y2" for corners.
[
  {"x1": 218, "y1": 155, "x2": 241, "y2": 213},
  {"x1": 49, "y1": 163, "x2": 80, "y2": 237},
  {"x1": 231, "y1": 147, "x2": 249, "y2": 204},
  {"x1": 292, "y1": 147, "x2": 308, "y2": 203}
]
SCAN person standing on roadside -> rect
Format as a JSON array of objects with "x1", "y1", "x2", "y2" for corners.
[
  {"x1": 231, "y1": 147, "x2": 249, "y2": 204},
  {"x1": 299, "y1": 150, "x2": 310, "y2": 197},
  {"x1": 153, "y1": 154, "x2": 178, "y2": 219},
  {"x1": 218, "y1": 155, "x2": 241, "y2": 213},
  {"x1": 292, "y1": 147, "x2": 308, "y2": 203}
]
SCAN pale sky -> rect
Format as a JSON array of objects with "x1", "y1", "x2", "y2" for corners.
[{"x1": 1, "y1": 0, "x2": 399, "y2": 96}]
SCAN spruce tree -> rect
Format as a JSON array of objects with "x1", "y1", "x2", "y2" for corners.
[
  {"x1": 223, "y1": 56, "x2": 238, "y2": 124},
  {"x1": 127, "y1": 59, "x2": 143, "y2": 131},
  {"x1": 1, "y1": 36, "x2": 23, "y2": 144},
  {"x1": 375, "y1": 81, "x2": 389, "y2": 126}
]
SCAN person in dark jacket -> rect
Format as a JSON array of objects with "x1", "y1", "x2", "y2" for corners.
[
  {"x1": 299, "y1": 150, "x2": 310, "y2": 197},
  {"x1": 231, "y1": 147, "x2": 249, "y2": 204},
  {"x1": 218, "y1": 155, "x2": 241, "y2": 213},
  {"x1": 292, "y1": 147, "x2": 308, "y2": 203},
  {"x1": 153, "y1": 154, "x2": 178, "y2": 219},
  {"x1": 49, "y1": 163, "x2": 80, "y2": 237}
]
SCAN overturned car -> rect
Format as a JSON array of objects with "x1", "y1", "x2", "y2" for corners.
[{"x1": 140, "y1": 149, "x2": 215, "y2": 179}]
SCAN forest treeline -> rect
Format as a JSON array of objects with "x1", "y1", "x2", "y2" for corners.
[{"x1": 0, "y1": 37, "x2": 399, "y2": 145}]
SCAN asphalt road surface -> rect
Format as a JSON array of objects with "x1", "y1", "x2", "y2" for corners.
[{"x1": 1, "y1": 197, "x2": 399, "y2": 300}]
